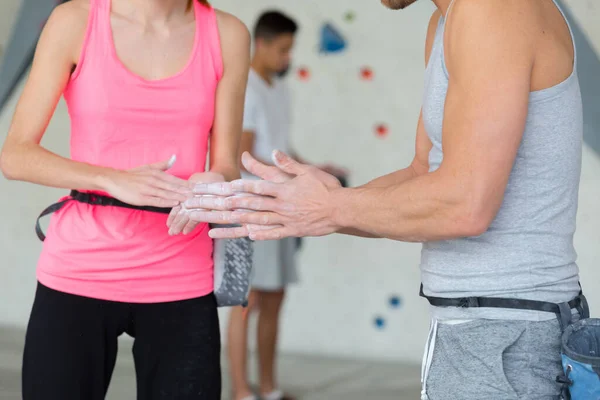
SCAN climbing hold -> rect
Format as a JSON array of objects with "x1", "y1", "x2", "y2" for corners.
[
  {"x1": 344, "y1": 11, "x2": 356, "y2": 23},
  {"x1": 374, "y1": 316, "x2": 386, "y2": 329},
  {"x1": 297, "y1": 67, "x2": 310, "y2": 81},
  {"x1": 389, "y1": 296, "x2": 402, "y2": 309},
  {"x1": 360, "y1": 67, "x2": 374, "y2": 81},
  {"x1": 319, "y1": 23, "x2": 347, "y2": 54},
  {"x1": 375, "y1": 124, "x2": 389, "y2": 138}
]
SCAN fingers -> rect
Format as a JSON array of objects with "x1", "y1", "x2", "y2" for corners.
[
  {"x1": 182, "y1": 219, "x2": 199, "y2": 235},
  {"x1": 208, "y1": 223, "x2": 286, "y2": 239},
  {"x1": 230, "y1": 180, "x2": 282, "y2": 197},
  {"x1": 189, "y1": 210, "x2": 282, "y2": 225},
  {"x1": 184, "y1": 195, "x2": 229, "y2": 210},
  {"x1": 241, "y1": 152, "x2": 292, "y2": 183},
  {"x1": 131, "y1": 155, "x2": 177, "y2": 172},
  {"x1": 192, "y1": 180, "x2": 282, "y2": 198},
  {"x1": 272, "y1": 150, "x2": 306, "y2": 176},
  {"x1": 154, "y1": 154, "x2": 176, "y2": 171},
  {"x1": 192, "y1": 181, "x2": 235, "y2": 196},
  {"x1": 248, "y1": 227, "x2": 291, "y2": 241},
  {"x1": 184, "y1": 194, "x2": 286, "y2": 213},
  {"x1": 208, "y1": 225, "x2": 250, "y2": 239},
  {"x1": 151, "y1": 171, "x2": 192, "y2": 195},
  {"x1": 168, "y1": 208, "x2": 190, "y2": 235},
  {"x1": 144, "y1": 184, "x2": 188, "y2": 203},
  {"x1": 167, "y1": 206, "x2": 180, "y2": 227},
  {"x1": 144, "y1": 196, "x2": 181, "y2": 208}
]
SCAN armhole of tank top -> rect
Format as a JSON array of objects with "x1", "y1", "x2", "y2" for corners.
[
  {"x1": 69, "y1": 0, "x2": 98, "y2": 83},
  {"x1": 439, "y1": 0, "x2": 458, "y2": 79},
  {"x1": 206, "y1": 7, "x2": 224, "y2": 82},
  {"x1": 551, "y1": 0, "x2": 577, "y2": 71},
  {"x1": 425, "y1": 14, "x2": 443, "y2": 71}
]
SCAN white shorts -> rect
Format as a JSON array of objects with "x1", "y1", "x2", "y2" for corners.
[{"x1": 250, "y1": 237, "x2": 298, "y2": 292}]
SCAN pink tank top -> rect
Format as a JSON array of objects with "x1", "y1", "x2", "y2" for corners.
[{"x1": 37, "y1": 0, "x2": 223, "y2": 303}]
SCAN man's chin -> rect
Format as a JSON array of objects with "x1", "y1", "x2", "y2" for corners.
[
  {"x1": 381, "y1": 0, "x2": 419, "y2": 10},
  {"x1": 276, "y1": 66, "x2": 290, "y2": 78}
]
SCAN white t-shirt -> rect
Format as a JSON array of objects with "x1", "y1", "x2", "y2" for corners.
[{"x1": 242, "y1": 69, "x2": 291, "y2": 178}]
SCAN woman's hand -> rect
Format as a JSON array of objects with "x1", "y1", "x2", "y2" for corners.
[
  {"x1": 103, "y1": 156, "x2": 192, "y2": 208},
  {"x1": 166, "y1": 172, "x2": 226, "y2": 236}
]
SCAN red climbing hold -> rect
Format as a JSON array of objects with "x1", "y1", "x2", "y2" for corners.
[
  {"x1": 297, "y1": 67, "x2": 310, "y2": 81},
  {"x1": 360, "y1": 67, "x2": 374, "y2": 81},
  {"x1": 375, "y1": 124, "x2": 389, "y2": 138}
]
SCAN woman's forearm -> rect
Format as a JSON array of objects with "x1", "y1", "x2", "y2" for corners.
[
  {"x1": 0, "y1": 142, "x2": 113, "y2": 191},
  {"x1": 210, "y1": 164, "x2": 240, "y2": 182}
]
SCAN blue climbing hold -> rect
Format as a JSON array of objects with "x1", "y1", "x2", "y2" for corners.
[
  {"x1": 389, "y1": 296, "x2": 402, "y2": 309},
  {"x1": 374, "y1": 316, "x2": 386, "y2": 329},
  {"x1": 319, "y1": 23, "x2": 347, "y2": 54}
]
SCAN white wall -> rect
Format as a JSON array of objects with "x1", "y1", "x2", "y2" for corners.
[{"x1": 0, "y1": 0, "x2": 599, "y2": 364}]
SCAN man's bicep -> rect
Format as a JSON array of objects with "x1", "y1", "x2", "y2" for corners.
[{"x1": 439, "y1": 0, "x2": 533, "y2": 221}]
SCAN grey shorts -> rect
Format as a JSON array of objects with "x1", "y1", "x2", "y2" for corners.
[
  {"x1": 250, "y1": 237, "x2": 298, "y2": 292},
  {"x1": 423, "y1": 319, "x2": 563, "y2": 400}
]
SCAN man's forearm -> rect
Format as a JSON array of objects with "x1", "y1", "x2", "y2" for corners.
[
  {"x1": 337, "y1": 166, "x2": 419, "y2": 238},
  {"x1": 332, "y1": 170, "x2": 481, "y2": 242}
]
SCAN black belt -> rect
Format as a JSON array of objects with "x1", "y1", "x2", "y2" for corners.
[
  {"x1": 35, "y1": 190, "x2": 171, "y2": 241},
  {"x1": 419, "y1": 283, "x2": 589, "y2": 330}
]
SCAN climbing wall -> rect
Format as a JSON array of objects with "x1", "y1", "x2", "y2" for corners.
[{"x1": 0, "y1": 0, "x2": 599, "y2": 365}]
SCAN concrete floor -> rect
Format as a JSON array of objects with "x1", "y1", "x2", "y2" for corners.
[{"x1": 0, "y1": 326, "x2": 421, "y2": 400}]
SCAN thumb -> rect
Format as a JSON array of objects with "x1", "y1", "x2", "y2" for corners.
[
  {"x1": 151, "y1": 154, "x2": 177, "y2": 171},
  {"x1": 242, "y1": 152, "x2": 291, "y2": 183},
  {"x1": 272, "y1": 150, "x2": 305, "y2": 176}
]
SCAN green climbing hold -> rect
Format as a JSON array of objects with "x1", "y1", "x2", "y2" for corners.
[{"x1": 344, "y1": 11, "x2": 356, "y2": 22}]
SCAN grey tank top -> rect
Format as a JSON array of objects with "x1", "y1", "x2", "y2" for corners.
[{"x1": 421, "y1": 0, "x2": 583, "y2": 321}]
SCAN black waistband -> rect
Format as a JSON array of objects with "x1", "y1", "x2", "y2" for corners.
[
  {"x1": 419, "y1": 283, "x2": 589, "y2": 330},
  {"x1": 35, "y1": 190, "x2": 172, "y2": 241}
]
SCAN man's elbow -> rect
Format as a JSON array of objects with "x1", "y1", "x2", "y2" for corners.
[{"x1": 454, "y1": 201, "x2": 496, "y2": 238}]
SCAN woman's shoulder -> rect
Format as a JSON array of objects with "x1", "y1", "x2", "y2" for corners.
[
  {"x1": 212, "y1": 8, "x2": 250, "y2": 70},
  {"x1": 46, "y1": 0, "x2": 90, "y2": 44},
  {"x1": 40, "y1": 0, "x2": 91, "y2": 64},
  {"x1": 50, "y1": 0, "x2": 91, "y2": 24},
  {"x1": 213, "y1": 9, "x2": 250, "y2": 44}
]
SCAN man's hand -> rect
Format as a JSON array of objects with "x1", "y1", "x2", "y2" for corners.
[
  {"x1": 186, "y1": 151, "x2": 343, "y2": 240},
  {"x1": 318, "y1": 164, "x2": 348, "y2": 178},
  {"x1": 166, "y1": 171, "x2": 225, "y2": 236}
]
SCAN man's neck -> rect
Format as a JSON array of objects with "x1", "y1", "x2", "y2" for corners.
[
  {"x1": 250, "y1": 58, "x2": 274, "y2": 86},
  {"x1": 119, "y1": 0, "x2": 188, "y2": 24},
  {"x1": 432, "y1": 0, "x2": 453, "y2": 16}
]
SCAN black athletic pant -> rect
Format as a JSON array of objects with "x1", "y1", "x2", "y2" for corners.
[{"x1": 22, "y1": 283, "x2": 221, "y2": 400}]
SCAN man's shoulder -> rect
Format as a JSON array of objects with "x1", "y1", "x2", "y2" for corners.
[
  {"x1": 448, "y1": 0, "x2": 536, "y2": 31},
  {"x1": 445, "y1": 0, "x2": 537, "y2": 70}
]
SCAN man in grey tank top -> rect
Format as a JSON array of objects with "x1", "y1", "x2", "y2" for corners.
[{"x1": 185, "y1": 0, "x2": 586, "y2": 398}]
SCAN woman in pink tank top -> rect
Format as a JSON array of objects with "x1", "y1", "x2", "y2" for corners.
[{"x1": 0, "y1": 0, "x2": 250, "y2": 398}]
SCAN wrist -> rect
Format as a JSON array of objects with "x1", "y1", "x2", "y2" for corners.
[
  {"x1": 92, "y1": 167, "x2": 119, "y2": 192},
  {"x1": 329, "y1": 186, "x2": 351, "y2": 232}
]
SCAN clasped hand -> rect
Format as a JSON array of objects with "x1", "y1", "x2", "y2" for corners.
[{"x1": 178, "y1": 151, "x2": 346, "y2": 241}]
